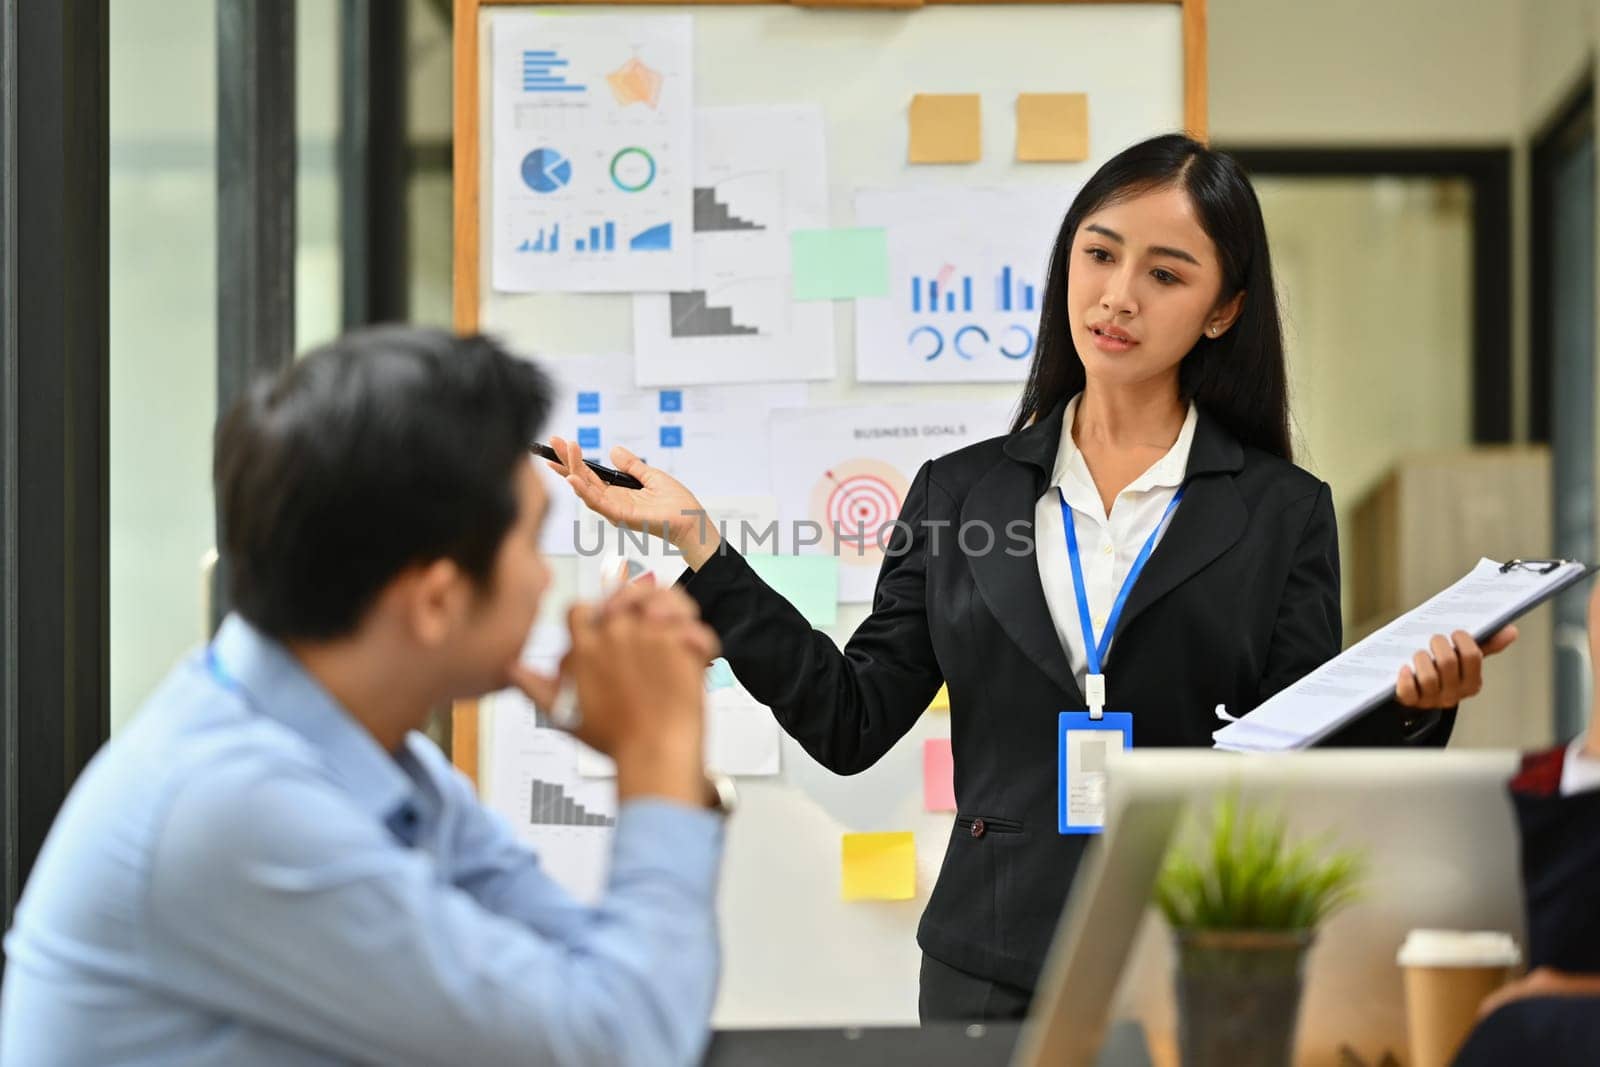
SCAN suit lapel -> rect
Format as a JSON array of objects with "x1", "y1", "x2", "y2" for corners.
[
  {"x1": 1112, "y1": 408, "x2": 1247, "y2": 643},
  {"x1": 963, "y1": 402, "x2": 1083, "y2": 704},
  {"x1": 963, "y1": 402, "x2": 1252, "y2": 698}
]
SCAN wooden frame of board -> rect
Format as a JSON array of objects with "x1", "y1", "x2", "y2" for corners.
[{"x1": 449, "y1": 0, "x2": 1209, "y2": 783}]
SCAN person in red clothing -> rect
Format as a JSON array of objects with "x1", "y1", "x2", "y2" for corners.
[{"x1": 1452, "y1": 579, "x2": 1600, "y2": 1066}]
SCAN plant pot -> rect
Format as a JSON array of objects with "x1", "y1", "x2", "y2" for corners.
[{"x1": 1172, "y1": 928, "x2": 1315, "y2": 1067}]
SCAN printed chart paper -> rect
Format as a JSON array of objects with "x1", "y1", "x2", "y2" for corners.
[
  {"x1": 534, "y1": 353, "x2": 805, "y2": 555},
  {"x1": 634, "y1": 106, "x2": 836, "y2": 386},
  {"x1": 577, "y1": 684, "x2": 782, "y2": 779},
  {"x1": 574, "y1": 495, "x2": 780, "y2": 597},
  {"x1": 854, "y1": 186, "x2": 1076, "y2": 382},
  {"x1": 483, "y1": 625, "x2": 615, "y2": 905},
  {"x1": 768, "y1": 401, "x2": 1016, "y2": 602},
  {"x1": 492, "y1": 14, "x2": 692, "y2": 292}
]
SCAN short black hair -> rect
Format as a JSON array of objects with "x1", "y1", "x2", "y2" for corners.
[{"x1": 214, "y1": 326, "x2": 552, "y2": 641}]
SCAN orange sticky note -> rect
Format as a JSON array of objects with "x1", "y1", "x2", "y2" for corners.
[
  {"x1": 928, "y1": 683, "x2": 950, "y2": 713},
  {"x1": 923, "y1": 738, "x2": 956, "y2": 812},
  {"x1": 909, "y1": 94, "x2": 981, "y2": 164},
  {"x1": 841, "y1": 832, "x2": 917, "y2": 900},
  {"x1": 1016, "y1": 93, "x2": 1090, "y2": 162}
]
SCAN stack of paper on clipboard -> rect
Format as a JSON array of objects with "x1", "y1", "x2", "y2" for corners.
[{"x1": 1214, "y1": 558, "x2": 1595, "y2": 752}]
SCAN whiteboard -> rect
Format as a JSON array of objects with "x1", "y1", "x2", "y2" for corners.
[{"x1": 465, "y1": 1, "x2": 1194, "y2": 1026}]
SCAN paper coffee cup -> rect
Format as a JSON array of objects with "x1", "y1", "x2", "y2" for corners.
[{"x1": 1397, "y1": 930, "x2": 1521, "y2": 1067}]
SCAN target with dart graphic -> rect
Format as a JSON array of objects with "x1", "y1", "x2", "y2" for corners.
[{"x1": 809, "y1": 459, "x2": 911, "y2": 565}]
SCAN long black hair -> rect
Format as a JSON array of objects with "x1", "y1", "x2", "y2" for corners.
[{"x1": 1012, "y1": 133, "x2": 1292, "y2": 461}]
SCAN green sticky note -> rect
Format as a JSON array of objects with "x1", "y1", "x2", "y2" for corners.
[
  {"x1": 705, "y1": 658, "x2": 736, "y2": 691},
  {"x1": 790, "y1": 228, "x2": 890, "y2": 301},
  {"x1": 746, "y1": 554, "x2": 839, "y2": 628}
]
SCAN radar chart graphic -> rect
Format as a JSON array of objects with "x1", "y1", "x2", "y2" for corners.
[{"x1": 809, "y1": 459, "x2": 910, "y2": 566}]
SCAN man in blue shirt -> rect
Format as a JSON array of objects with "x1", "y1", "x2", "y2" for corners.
[{"x1": 1, "y1": 327, "x2": 729, "y2": 1065}]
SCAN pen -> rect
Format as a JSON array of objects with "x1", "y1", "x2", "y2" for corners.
[{"x1": 530, "y1": 442, "x2": 645, "y2": 490}]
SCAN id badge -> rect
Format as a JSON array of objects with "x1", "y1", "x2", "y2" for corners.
[{"x1": 1058, "y1": 711, "x2": 1132, "y2": 835}]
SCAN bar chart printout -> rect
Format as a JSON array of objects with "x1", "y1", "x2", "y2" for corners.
[
  {"x1": 633, "y1": 105, "x2": 836, "y2": 385},
  {"x1": 530, "y1": 779, "x2": 617, "y2": 827},
  {"x1": 492, "y1": 14, "x2": 692, "y2": 292},
  {"x1": 855, "y1": 185, "x2": 1070, "y2": 382}
]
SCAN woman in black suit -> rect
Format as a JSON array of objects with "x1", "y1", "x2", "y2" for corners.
[{"x1": 545, "y1": 134, "x2": 1514, "y2": 1020}]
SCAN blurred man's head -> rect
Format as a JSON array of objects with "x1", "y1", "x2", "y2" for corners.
[{"x1": 214, "y1": 326, "x2": 553, "y2": 704}]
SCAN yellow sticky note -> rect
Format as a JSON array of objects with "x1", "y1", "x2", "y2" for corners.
[
  {"x1": 928, "y1": 683, "x2": 950, "y2": 713},
  {"x1": 908, "y1": 94, "x2": 981, "y2": 164},
  {"x1": 1016, "y1": 93, "x2": 1090, "y2": 162},
  {"x1": 841, "y1": 832, "x2": 917, "y2": 901}
]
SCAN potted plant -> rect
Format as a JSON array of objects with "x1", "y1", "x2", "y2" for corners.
[{"x1": 1153, "y1": 791, "x2": 1366, "y2": 1067}]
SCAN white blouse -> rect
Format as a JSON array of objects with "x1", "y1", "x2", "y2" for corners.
[{"x1": 1034, "y1": 394, "x2": 1198, "y2": 696}]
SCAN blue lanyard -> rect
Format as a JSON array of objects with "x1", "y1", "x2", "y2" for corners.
[
  {"x1": 206, "y1": 646, "x2": 247, "y2": 701},
  {"x1": 206, "y1": 644, "x2": 423, "y2": 846},
  {"x1": 1060, "y1": 486, "x2": 1185, "y2": 678}
]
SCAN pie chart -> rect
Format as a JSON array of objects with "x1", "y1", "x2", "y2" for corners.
[{"x1": 521, "y1": 148, "x2": 573, "y2": 194}]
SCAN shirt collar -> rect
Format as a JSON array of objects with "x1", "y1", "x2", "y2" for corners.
[
  {"x1": 1050, "y1": 393, "x2": 1199, "y2": 495},
  {"x1": 210, "y1": 614, "x2": 420, "y2": 825}
]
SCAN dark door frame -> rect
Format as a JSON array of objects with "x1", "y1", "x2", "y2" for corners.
[
  {"x1": 213, "y1": 0, "x2": 297, "y2": 631},
  {"x1": 1529, "y1": 82, "x2": 1595, "y2": 446},
  {"x1": 1528, "y1": 78, "x2": 1596, "y2": 744},
  {"x1": 1221, "y1": 146, "x2": 1514, "y2": 445},
  {"x1": 339, "y1": 0, "x2": 410, "y2": 329},
  {"x1": 1, "y1": 0, "x2": 111, "y2": 929}
]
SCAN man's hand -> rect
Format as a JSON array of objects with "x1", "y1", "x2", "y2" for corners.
[
  {"x1": 1394, "y1": 627, "x2": 1518, "y2": 710},
  {"x1": 1477, "y1": 966, "x2": 1600, "y2": 1020},
  {"x1": 511, "y1": 584, "x2": 719, "y2": 809}
]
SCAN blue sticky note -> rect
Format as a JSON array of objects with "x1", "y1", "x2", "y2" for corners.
[
  {"x1": 791, "y1": 228, "x2": 890, "y2": 301},
  {"x1": 659, "y1": 425, "x2": 683, "y2": 449},
  {"x1": 577, "y1": 427, "x2": 601, "y2": 450},
  {"x1": 576, "y1": 391, "x2": 601, "y2": 414},
  {"x1": 705, "y1": 658, "x2": 736, "y2": 691},
  {"x1": 745, "y1": 555, "x2": 839, "y2": 628},
  {"x1": 658, "y1": 390, "x2": 683, "y2": 413}
]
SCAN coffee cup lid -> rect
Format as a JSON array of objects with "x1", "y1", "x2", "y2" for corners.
[{"x1": 1396, "y1": 929, "x2": 1521, "y2": 968}]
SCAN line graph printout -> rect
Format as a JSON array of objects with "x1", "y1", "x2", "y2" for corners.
[
  {"x1": 492, "y1": 14, "x2": 692, "y2": 292},
  {"x1": 634, "y1": 106, "x2": 835, "y2": 385},
  {"x1": 768, "y1": 401, "x2": 1015, "y2": 602}
]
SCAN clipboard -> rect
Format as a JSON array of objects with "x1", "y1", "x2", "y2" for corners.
[
  {"x1": 1472, "y1": 557, "x2": 1598, "y2": 641},
  {"x1": 1214, "y1": 557, "x2": 1597, "y2": 752}
]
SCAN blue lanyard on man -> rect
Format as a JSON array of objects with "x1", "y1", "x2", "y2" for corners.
[
  {"x1": 1059, "y1": 485, "x2": 1186, "y2": 718},
  {"x1": 204, "y1": 645, "x2": 423, "y2": 847}
]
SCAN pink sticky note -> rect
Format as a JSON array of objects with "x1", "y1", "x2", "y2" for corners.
[{"x1": 923, "y1": 738, "x2": 956, "y2": 812}]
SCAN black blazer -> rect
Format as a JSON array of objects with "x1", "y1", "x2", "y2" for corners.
[
  {"x1": 1509, "y1": 748, "x2": 1600, "y2": 973},
  {"x1": 1453, "y1": 749, "x2": 1600, "y2": 1066},
  {"x1": 681, "y1": 399, "x2": 1451, "y2": 991}
]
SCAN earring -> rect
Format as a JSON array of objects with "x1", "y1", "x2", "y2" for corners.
[{"x1": 1208, "y1": 327, "x2": 1218, "y2": 336}]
